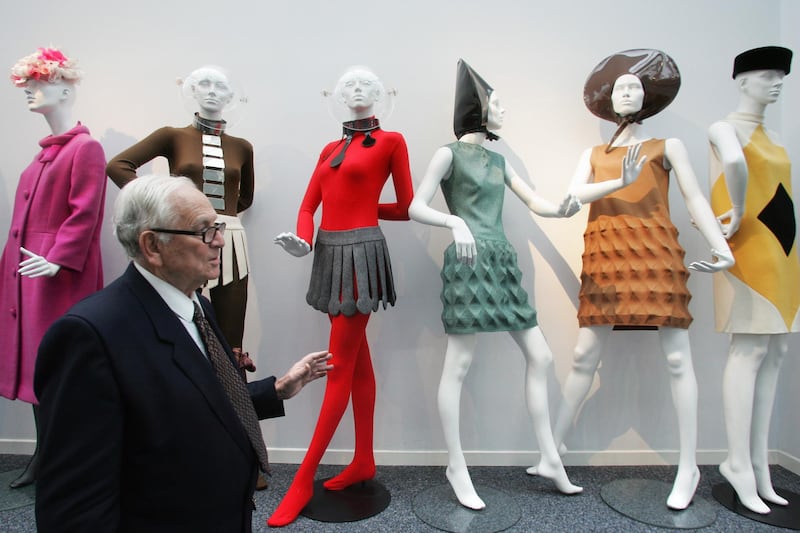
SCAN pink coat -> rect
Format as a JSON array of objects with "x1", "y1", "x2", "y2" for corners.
[{"x1": 0, "y1": 123, "x2": 106, "y2": 403}]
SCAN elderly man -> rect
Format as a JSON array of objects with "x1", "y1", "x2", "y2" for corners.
[{"x1": 34, "y1": 175, "x2": 332, "y2": 533}]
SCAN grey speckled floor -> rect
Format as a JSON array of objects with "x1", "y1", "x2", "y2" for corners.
[{"x1": 2, "y1": 454, "x2": 799, "y2": 532}]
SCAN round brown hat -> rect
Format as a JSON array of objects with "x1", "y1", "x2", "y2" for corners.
[{"x1": 583, "y1": 49, "x2": 681, "y2": 124}]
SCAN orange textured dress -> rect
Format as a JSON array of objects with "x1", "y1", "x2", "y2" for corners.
[{"x1": 577, "y1": 139, "x2": 692, "y2": 329}]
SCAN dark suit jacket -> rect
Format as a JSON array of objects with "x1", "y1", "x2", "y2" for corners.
[{"x1": 34, "y1": 263, "x2": 284, "y2": 533}]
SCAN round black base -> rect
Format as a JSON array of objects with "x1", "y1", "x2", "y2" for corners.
[
  {"x1": 712, "y1": 482, "x2": 800, "y2": 530},
  {"x1": 300, "y1": 477, "x2": 390, "y2": 523},
  {"x1": 601, "y1": 478, "x2": 717, "y2": 529},
  {"x1": 0, "y1": 469, "x2": 36, "y2": 512},
  {"x1": 413, "y1": 483, "x2": 521, "y2": 533}
]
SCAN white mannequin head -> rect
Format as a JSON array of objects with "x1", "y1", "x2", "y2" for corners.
[
  {"x1": 611, "y1": 74, "x2": 645, "y2": 117},
  {"x1": 23, "y1": 79, "x2": 74, "y2": 115},
  {"x1": 334, "y1": 67, "x2": 385, "y2": 120},
  {"x1": 186, "y1": 67, "x2": 233, "y2": 120},
  {"x1": 11, "y1": 48, "x2": 81, "y2": 135},
  {"x1": 486, "y1": 91, "x2": 505, "y2": 132},
  {"x1": 736, "y1": 69, "x2": 785, "y2": 106}
]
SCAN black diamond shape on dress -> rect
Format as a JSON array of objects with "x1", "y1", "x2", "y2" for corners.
[{"x1": 758, "y1": 183, "x2": 796, "y2": 256}]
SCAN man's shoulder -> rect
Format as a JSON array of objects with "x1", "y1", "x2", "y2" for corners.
[{"x1": 67, "y1": 269, "x2": 147, "y2": 324}]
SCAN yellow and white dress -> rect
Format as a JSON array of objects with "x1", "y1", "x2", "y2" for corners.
[{"x1": 709, "y1": 111, "x2": 800, "y2": 333}]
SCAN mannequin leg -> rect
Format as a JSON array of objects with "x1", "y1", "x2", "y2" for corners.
[
  {"x1": 9, "y1": 404, "x2": 39, "y2": 489},
  {"x1": 531, "y1": 325, "x2": 609, "y2": 474},
  {"x1": 511, "y1": 327, "x2": 581, "y2": 494},
  {"x1": 323, "y1": 336, "x2": 376, "y2": 490},
  {"x1": 209, "y1": 272, "x2": 248, "y2": 350},
  {"x1": 658, "y1": 327, "x2": 700, "y2": 510},
  {"x1": 439, "y1": 334, "x2": 484, "y2": 510},
  {"x1": 268, "y1": 312, "x2": 370, "y2": 527},
  {"x1": 750, "y1": 334, "x2": 788, "y2": 505},
  {"x1": 719, "y1": 333, "x2": 771, "y2": 514}
]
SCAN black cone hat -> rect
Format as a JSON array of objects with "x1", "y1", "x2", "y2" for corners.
[{"x1": 453, "y1": 59, "x2": 497, "y2": 140}]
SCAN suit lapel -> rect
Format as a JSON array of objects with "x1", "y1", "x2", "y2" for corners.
[{"x1": 121, "y1": 265, "x2": 253, "y2": 459}]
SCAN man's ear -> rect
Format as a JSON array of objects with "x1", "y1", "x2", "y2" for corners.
[{"x1": 139, "y1": 231, "x2": 164, "y2": 267}]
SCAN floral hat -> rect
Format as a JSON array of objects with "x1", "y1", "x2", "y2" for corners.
[{"x1": 10, "y1": 47, "x2": 81, "y2": 87}]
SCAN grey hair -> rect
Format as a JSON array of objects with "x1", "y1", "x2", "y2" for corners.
[{"x1": 113, "y1": 175, "x2": 196, "y2": 259}]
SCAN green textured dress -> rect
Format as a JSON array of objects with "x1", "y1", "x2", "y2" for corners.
[{"x1": 439, "y1": 141, "x2": 538, "y2": 334}]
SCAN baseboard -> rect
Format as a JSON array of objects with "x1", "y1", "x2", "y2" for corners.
[
  {"x1": 0, "y1": 439, "x2": 35, "y2": 455},
  {"x1": 3, "y1": 439, "x2": 798, "y2": 476},
  {"x1": 773, "y1": 449, "x2": 800, "y2": 475},
  {"x1": 267, "y1": 448, "x2": 732, "y2": 468}
]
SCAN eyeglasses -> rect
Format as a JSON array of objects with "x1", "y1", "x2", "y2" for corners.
[{"x1": 150, "y1": 222, "x2": 226, "y2": 244}]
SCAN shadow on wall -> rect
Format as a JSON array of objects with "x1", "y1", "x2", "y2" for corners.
[{"x1": 97, "y1": 128, "x2": 154, "y2": 283}]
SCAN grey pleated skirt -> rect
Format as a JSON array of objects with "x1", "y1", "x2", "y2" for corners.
[{"x1": 306, "y1": 226, "x2": 396, "y2": 316}]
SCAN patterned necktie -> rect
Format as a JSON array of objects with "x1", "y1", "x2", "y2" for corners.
[{"x1": 192, "y1": 302, "x2": 269, "y2": 473}]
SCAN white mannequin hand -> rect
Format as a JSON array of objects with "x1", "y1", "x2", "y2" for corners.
[
  {"x1": 273, "y1": 232, "x2": 311, "y2": 257},
  {"x1": 622, "y1": 143, "x2": 647, "y2": 186},
  {"x1": 688, "y1": 248, "x2": 735, "y2": 273},
  {"x1": 449, "y1": 216, "x2": 477, "y2": 266},
  {"x1": 556, "y1": 194, "x2": 582, "y2": 217},
  {"x1": 18, "y1": 247, "x2": 61, "y2": 278},
  {"x1": 716, "y1": 208, "x2": 743, "y2": 239}
]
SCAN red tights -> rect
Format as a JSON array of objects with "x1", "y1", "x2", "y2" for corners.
[{"x1": 267, "y1": 312, "x2": 376, "y2": 527}]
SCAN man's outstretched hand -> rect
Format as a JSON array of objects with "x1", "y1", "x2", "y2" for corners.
[{"x1": 275, "y1": 350, "x2": 333, "y2": 400}]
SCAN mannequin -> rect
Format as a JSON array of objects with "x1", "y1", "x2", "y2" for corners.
[
  {"x1": 107, "y1": 65, "x2": 256, "y2": 372},
  {"x1": 269, "y1": 66, "x2": 413, "y2": 527},
  {"x1": 708, "y1": 45, "x2": 795, "y2": 515},
  {"x1": 409, "y1": 59, "x2": 588, "y2": 510},
  {"x1": 540, "y1": 49, "x2": 734, "y2": 510},
  {"x1": 0, "y1": 47, "x2": 106, "y2": 488}
]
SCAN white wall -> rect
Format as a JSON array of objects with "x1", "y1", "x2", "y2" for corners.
[{"x1": 0, "y1": 0, "x2": 797, "y2": 468}]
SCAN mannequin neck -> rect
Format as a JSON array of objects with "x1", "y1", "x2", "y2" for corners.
[
  {"x1": 736, "y1": 95, "x2": 768, "y2": 117},
  {"x1": 198, "y1": 110, "x2": 224, "y2": 121},
  {"x1": 42, "y1": 106, "x2": 74, "y2": 136},
  {"x1": 610, "y1": 121, "x2": 651, "y2": 147},
  {"x1": 458, "y1": 131, "x2": 488, "y2": 145},
  {"x1": 347, "y1": 107, "x2": 375, "y2": 121}
]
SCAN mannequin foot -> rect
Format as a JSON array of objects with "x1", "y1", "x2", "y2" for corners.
[
  {"x1": 446, "y1": 465, "x2": 485, "y2": 510},
  {"x1": 666, "y1": 466, "x2": 700, "y2": 510},
  {"x1": 526, "y1": 443, "x2": 568, "y2": 476},
  {"x1": 256, "y1": 471, "x2": 268, "y2": 491},
  {"x1": 323, "y1": 459, "x2": 376, "y2": 491},
  {"x1": 719, "y1": 460, "x2": 770, "y2": 514},
  {"x1": 533, "y1": 457, "x2": 583, "y2": 494},
  {"x1": 267, "y1": 479, "x2": 314, "y2": 527},
  {"x1": 9, "y1": 453, "x2": 38, "y2": 489},
  {"x1": 754, "y1": 465, "x2": 789, "y2": 506}
]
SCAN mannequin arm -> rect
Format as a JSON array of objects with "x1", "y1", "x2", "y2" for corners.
[
  {"x1": 665, "y1": 138, "x2": 734, "y2": 272},
  {"x1": 708, "y1": 121, "x2": 747, "y2": 238},
  {"x1": 408, "y1": 146, "x2": 476, "y2": 264},
  {"x1": 19, "y1": 247, "x2": 61, "y2": 278},
  {"x1": 378, "y1": 135, "x2": 414, "y2": 220},
  {"x1": 45, "y1": 139, "x2": 107, "y2": 272},
  {"x1": 294, "y1": 153, "x2": 327, "y2": 245},
  {"x1": 505, "y1": 160, "x2": 581, "y2": 218},
  {"x1": 106, "y1": 128, "x2": 173, "y2": 189},
  {"x1": 568, "y1": 144, "x2": 646, "y2": 203}
]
